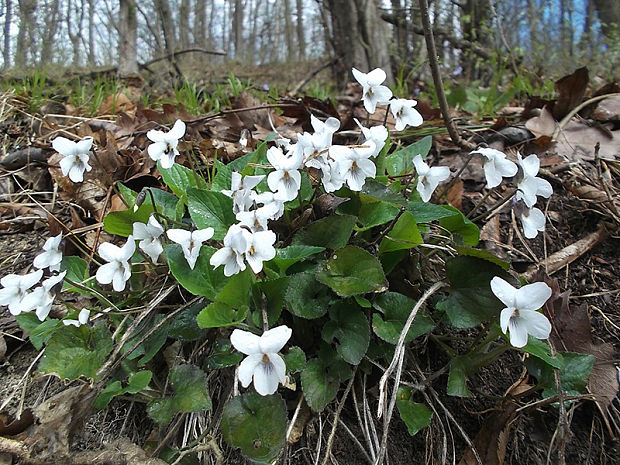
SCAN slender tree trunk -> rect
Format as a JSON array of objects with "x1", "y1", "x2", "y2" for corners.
[
  {"x1": 87, "y1": 0, "x2": 96, "y2": 65},
  {"x1": 66, "y1": 0, "x2": 85, "y2": 67},
  {"x1": 295, "y1": 0, "x2": 305, "y2": 59},
  {"x1": 40, "y1": 0, "x2": 60, "y2": 64},
  {"x1": 179, "y1": 0, "x2": 190, "y2": 50},
  {"x1": 283, "y1": 0, "x2": 294, "y2": 61},
  {"x1": 118, "y1": 0, "x2": 138, "y2": 75},
  {"x1": 193, "y1": 0, "x2": 206, "y2": 48},
  {"x1": 154, "y1": 0, "x2": 177, "y2": 56},
  {"x1": 15, "y1": 0, "x2": 37, "y2": 67},
  {"x1": 3, "y1": 0, "x2": 12, "y2": 68},
  {"x1": 233, "y1": 0, "x2": 243, "y2": 59},
  {"x1": 592, "y1": 0, "x2": 619, "y2": 42}
]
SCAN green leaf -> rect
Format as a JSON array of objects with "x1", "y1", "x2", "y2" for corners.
[
  {"x1": 284, "y1": 347, "x2": 307, "y2": 374},
  {"x1": 301, "y1": 359, "x2": 342, "y2": 412},
  {"x1": 439, "y1": 206, "x2": 479, "y2": 246},
  {"x1": 396, "y1": 387, "x2": 433, "y2": 436},
  {"x1": 447, "y1": 356, "x2": 472, "y2": 397},
  {"x1": 221, "y1": 391, "x2": 287, "y2": 465},
  {"x1": 147, "y1": 364, "x2": 212, "y2": 424},
  {"x1": 165, "y1": 244, "x2": 227, "y2": 299},
  {"x1": 258, "y1": 277, "x2": 290, "y2": 325},
  {"x1": 372, "y1": 292, "x2": 435, "y2": 344},
  {"x1": 321, "y1": 301, "x2": 370, "y2": 365},
  {"x1": 197, "y1": 302, "x2": 249, "y2": 328},
  {"x1": 127, "y1": 370, "x2": 153, "y2": 393},
  {"x1": 292, "y1": 215, "x2": 357, "y2": 250},
  {"x1": 435, "y1": 256, "x2": 510, "y2": 328},
  {"x1": 206, "y1": 339, "x2": 243, "y2": 369},
  {"x1": 408, "y1": 200, "x2": 459, "y2": 223},
  {"x1": 94, "y1": 381, "x2": 124, "y2": 409},
  {"x1": 359, "y1": 179, "x2": 408, "y2": 205},
  {"x1": 526, "y1": 351, "x2": 594, "y2": 397},
  {"x1": 15, "y1": 315, "x2": 61, "y2": 350},
  {"x1": 284, "y1": 273, "x2": 330, "y2": 319},
  {"x1": 61, "y1": 256, "x2": 96, "y2": 294},
  {"x1": 159, "y1": 162, "x2": 207, "y2": 198},
  {"x1": 455, "y1": 246, "x2": 510, "y2": 271},
  {"x1": 386, "y1": 136, "x2": 432, "y2": 175},
  {"x1": 379, "y1": 211, "x2": 423, "y2": 253},
  {"x1": 273, "y1": 245, "x2": 325, "y2": 273},
  {"x1": 518, "y1": 337, "x2": 562, "y2": 369},
  {"x1": 116, "y1": 182, "x2": 138, "y2": 206},
  {"x1": 39, "y1": 322, "x2": 113, "y2": 380},
  {"x1": 187, "y1": 188, "x2": 236, "y2": 240},
  {"x1": 124, "y1": 314, "x2": 169, "y2": 366},
  {"x1": 104, "y1": 188, "x2": 179, "y2": 236},
  {"x1": 168, "y1": 301, "x2": 203, "y2": 341},
  {"x1": 316, "y1": 246, "x2": 387, "y2": 297},
  {"x1": 211, "y1": 159, "x2": 234, "y2": 192}
]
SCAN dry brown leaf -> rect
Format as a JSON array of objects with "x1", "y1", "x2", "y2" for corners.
[
  {"x1": 553, "y1": 67, "x2": 589, "y2": 120},
  {"x1": 98, "y1": 92, "x2": 136, "y2": 115},
  {"x1": 446, "y1": 178, "x2": 463, "y2": 210},
  {"x1": 480, "y1": 215, "x2": 501, "y2": 243}
]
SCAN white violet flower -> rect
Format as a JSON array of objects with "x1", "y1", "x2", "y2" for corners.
[
  {"x1": 471, "y1": 147, "x2": 518, "y2": 189},
  {"x1": 267, "y1": 146, "x2": 303, "y2": 201},
  {"x1": 146, "y1": 119, "x2": 186, "y2": 169},
  {"x1": 490, "y1": 276, "x2": 552, "y2": 348},
  {"x1": 222, "y1": 172, "x2": 265, "y2": 214},
  {"x1": 63, "y1": 308, "x2": 91, "y2": 327},
  {"x1": 52, "y1": 136, "x2": 93, "y2": 183},
  {"x1": 390, "y1": 99, "x2": 423, "y2": 131},
  {"x1": 133, "y1": 215, "x2": 165, "y2": 263},
  {"x1": 352, "y1": 67, "x2": 393, "y2": 114},
  {"x1": 231, "y1": 325, "x2": 292, "y2": 396},
  {"x1": 210, "y1": 224, "x2": 252, "y2": 277},
  {"x1": 245, "y1": 230, "x2": 277, "y2": 274},
  {"x1": 520, "y1": 206, "x2": 546, "y2": 239},
  {"x1": 412, "y1": 155, "x2": 450, "y2": 202},
  {"x1": 167, "y1": 227, "x2": 215, "y2": 270},
  {"x1": 33, "y1": 233, "x2": 63, "y2": 271},
  {"x1": 331, "y1": 141, "x2": 377, "y2": 191},
  {"x1": 95, "y1": 237, "x2": 136, "y2": 292},
  {"x1": 355, "y1": 119, "x2": 388, "y2": 157},
  {"x1": 0, "y1": 269, "x2": 43, "y2": 315},
  {"x1": 20, "y1": 271, "x2": 66, "y2": 321},
  {"x1": 516, "y1": 153, "x2": 553, "y2": 208}
]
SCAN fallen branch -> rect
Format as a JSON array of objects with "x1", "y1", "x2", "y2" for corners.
[{"x1": 521, "y1": 224, "x2": 608, "y2": 281}]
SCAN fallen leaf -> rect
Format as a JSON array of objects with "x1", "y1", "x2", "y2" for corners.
[{"x1": 553, "y1": 67, "x2": 588, "y2": 120}]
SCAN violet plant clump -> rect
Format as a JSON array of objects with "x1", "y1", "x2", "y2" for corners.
[{"x1": 0, "y1": 67, "x2": 592, "y2": 464}]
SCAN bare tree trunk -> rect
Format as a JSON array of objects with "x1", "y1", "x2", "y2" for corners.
[
  {"x1": 40, "y1": 0, "x2": 60, "y2": 64},
  {"x1": 154, "y1": 0, "x2": 177, "y2": 56},
  {"x1": 66, "y1": 0, "x2": 85, "y2": 67},
  {"x1": 193, "y1": 0, "x2": 206, "y2": 48},
  {"x1": 233, "y1": 0, "x2": 243, "y2": 59},
  {"x1": 592, "y1": 0, "x2": 619, "y2": 42},
  {"x1": 179, "y1": 0, "x2": 190, "y2": 50},
  {"x1": 3, "y1": 0, "x2": 12, "y2": 68},
  {"x1": 283, "y1": 0, "x2": 294, "y2": 61},
  {"x1": 87, "y1": 0, "x2": 96, "y2": 65},
  {"x1": 118, "y1": 0, "x2": 138, "y2": 75},
  {"x1": 295, "y1": 0, "x2": 305, "y2": 59},
  {"x1": 15, "y1": 0, "x2": 37, "y2": 67}
]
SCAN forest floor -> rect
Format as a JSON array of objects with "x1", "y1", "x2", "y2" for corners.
[{"x1": 0, "y1": 64, "x2": 618, "y2": 464}]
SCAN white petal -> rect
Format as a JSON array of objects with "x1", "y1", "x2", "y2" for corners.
[
  {"x1": 132, "y1": 222, "x2": 149, "y2": 240},
  {"x1": 351, "y1": 67, "x2": 367, "y2": 86},
  {"x1": 490, "y1": 277, "x2": 517, "y2": 308},
  {"x1": 147, "y1": 141, "x2": 166, "y2": 160},
  {"x1": 259, "y1": 326, "x2": 292, "y2": 353},
  {"x1": 75, "y1": 137, "x2": 93, "y2": 153},
  {"x1": 58, "y1": 155, "x2": 75, "y2": 177},
  {"x1": 238, "y1": 353, "x2": 263, "y2": 387},
  {"x1": 430, "y1": 165, "x2": 450, "y2": 182},
  {"x1": 231, "y1": 329, "x2": 262, "y2": 355},
  {"x1": 119, "y1": 236, "x2": 136, "y2": 261},
  {"x1": 412, "y1": 155, "x2": 429, "y2": 176},
  {"x1": 269, "y1": 353, "x2": 287, "y2": 384},
  {"x1": 508, "y1": 318, "x2": 529, "y2": 348},
  {"x1": 483, "y1": 161, "x2": 503, "y2": 188},
  {"x1": 78, "y1": 309, "x2": 91, "y2": 325},
  {"x1": 68, "y1": 164, "x2": 85, "y2": 183},
  {"x1": 52, "y1": 137, "x2": 76, "y2": 156},
  {"x1": 95, "y1": 262, "x2": 116, "y2": 285},
  {"x1": 168, "y1": 119, "x2": 186, "y2": 140},
  {"x1": 500, "y1": 307, "x2": 514, "y2": 334},
  {"x1": 98, "y1": 242, "x2": 123, "y2": 262},
  {"x1": 146, "y1": 129, "x2": 166, "y2": 143},
  {"x1": 167, "y1": 229, "x2": 191, "y2": 246},
  {"x1": 159, "y1": 152, "x2": 176, "y2": 169},
  {"x1": 192, "y1": 227, "x2": 214, "y2": 243},
  {"x1": 112, "y1": 268, "x2": 129, "y2": 291},
  {"x1": 515, "y1": 281, "x2": 552, "y2": 311},
  {"x1": 253, "y1": 360, "x2": 280, "y2": 395},
  {"x1": 495, "y1": 157, "x2": 518, "y2": 178},
  {"x1": 520, "y1": 310, "x2": 551, "y2": 340},
  {"x1": 520, "y1": 154, "x2": 540, "y2": 177},
  {"x1": 521, "y1": 207, "x2": 546, "y2": 238},
  {"x1": 366, "y1": 68, "x2": 387, "y2": 86}
]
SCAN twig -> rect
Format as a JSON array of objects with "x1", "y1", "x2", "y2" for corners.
[
  {"x1": 291, "y1": 58, "x2": 338, "y2": 96},
  {"x1": 552, "y1": 93, "x2": 620, "y2": 141},
  {"x1": 417, "y1": 0, "x2": 476, "y2": 151},
  {"x1": 594, "y1": 142, "x2": 620, "y2": 222},
  {"x1": 320, "y1": 367, "x2": 358, "y2": 465},
  {"x1": 375, "y1": 281, "x2": 446, "y2": 465}
]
